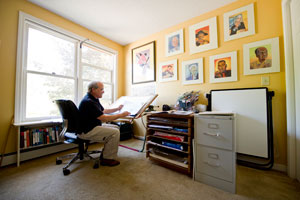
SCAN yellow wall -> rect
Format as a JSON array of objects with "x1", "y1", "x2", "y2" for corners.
[
  {"x1": 0, "y1": 0, "x2": 125, "y2": 154},
  {"x1": 124, "y1": 0, "x2": 287, "y2": 165}
]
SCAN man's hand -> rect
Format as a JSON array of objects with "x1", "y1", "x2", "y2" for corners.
[
  {"x1": 120, "y1": 111, "x2": 131, "y2": 117},
  {"x1": 118, "y1": 105, "x2": 124, "y2": 111}
]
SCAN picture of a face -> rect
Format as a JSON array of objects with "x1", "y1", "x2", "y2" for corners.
[
  {"x1": 185, "y1": 63, "x2": 199, "y2": 80},
  {"x1": 162, "y1": 64, "x2": 174, "y2": 79},
  {"x1": 249, "y1": 44, "x2": 272, "y2": 69},
  {"x1": 214, "y1": 57, "x2": 232, "y2": 78},
  {"x1": 168, "y1": 35, "x2": 180, "y2": 53},
  {"x1": 195, "y1": 26, "x2": 210, "y2": 46}
]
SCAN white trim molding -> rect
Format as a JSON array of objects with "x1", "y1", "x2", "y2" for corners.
[{"x1": 282, "y1": 0, "x2": 298, "y2": 180}]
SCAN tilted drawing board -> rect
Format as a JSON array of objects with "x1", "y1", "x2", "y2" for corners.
[
  {"x1": 210, "y1": 88, "x2": 269, "y2": 158},
  {"x1": 109, "y1": 94, "x2": 158, "y2": 119}
]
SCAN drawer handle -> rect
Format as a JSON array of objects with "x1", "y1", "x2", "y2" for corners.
[
  {"x1": 204, "y1": 161, "x2": 220, "y2": 167},
  {"x1": 203, "y1": 132, "x2": 220, "y2": 137}
]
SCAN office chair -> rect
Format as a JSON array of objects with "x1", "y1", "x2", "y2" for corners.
[{"x1": 55, "y1": 99, "x2": 102, "y2": 175}]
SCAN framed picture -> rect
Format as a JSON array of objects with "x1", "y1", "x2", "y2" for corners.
[
  {"x1": 132, "y1": 41, "x2": 156, "y2": 84},
  {"x1": 159, "y1": 59, "x2": 177, "y2": 82},
  {"x1": 182, "y1": 58, "x2": 203, "y2": 85},
  {"x1": 165, "y1": 29, "x2": 184, "y2": 57},
  {"x1": 209, "y1": 51, "x2": 237, "y2": 83},
  {"x1": 224, "y1": 3, "x2": 255, "y2": 41},
  {"x1": 189, "y1": 17, "x2": 218, "y2": 54},
  {"x1": 243, "y1": 37, "x2": 280, "y2": 75}
]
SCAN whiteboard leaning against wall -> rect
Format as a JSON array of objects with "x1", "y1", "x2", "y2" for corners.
[{"x1": 211, "y1": 88, "x2": 269, "y2": 158}]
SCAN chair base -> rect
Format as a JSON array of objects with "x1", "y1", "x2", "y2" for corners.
[{"x1": 56, "y1": 150, "x2": 102, "y2": 176}]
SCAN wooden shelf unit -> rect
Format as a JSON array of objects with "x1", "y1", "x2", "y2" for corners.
[{"x1": 146, "y1": 113, "x2": 194, "y2": 176}]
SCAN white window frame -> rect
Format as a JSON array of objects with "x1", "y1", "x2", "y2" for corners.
[{"x1": 15, "y1": 11, "x2": 118, "y2": 124}]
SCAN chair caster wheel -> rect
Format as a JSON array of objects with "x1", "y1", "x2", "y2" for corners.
[
  {"x1": 56, "y1": 159, "x2": 62, "y2": 165},
  {"x1": 93, "y1": 162, "x2": 99, "y2": 169},
  {"x1": 63, "y1": 169, "x2": 70, "y2": 176}
]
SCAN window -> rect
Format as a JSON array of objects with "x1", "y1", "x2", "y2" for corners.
[
  {"x1": 81, "y1": 44, "x2": 116, "y2": 108},
  {"x1": 15, "y1": 12, "x2": 117, "y2": 123}
]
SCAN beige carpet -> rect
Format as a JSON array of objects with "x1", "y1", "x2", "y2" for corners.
[{"x1": 0, "y1": 139, "x2": 299, "y2": 200}]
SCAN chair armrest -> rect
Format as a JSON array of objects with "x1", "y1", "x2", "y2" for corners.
[{"x1": 58, "y1": 119, "x2": 68, "y2": 142}]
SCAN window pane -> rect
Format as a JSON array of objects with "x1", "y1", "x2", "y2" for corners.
[
  {"x1": 81, "y1": 45, "x2": 114, "y2": 70},
  {"x1": 82, "y1": 65, "x2": 111, "y2": 82},
  {"x1": 103, "y1": 84, "x2": 112, "y2": 100},
  {"x1": 26, "y1": 73, "x2": 75, "y2": 118},
  {"x1": 27, "y1": 27, "x2": 75, "y2": 76},
  {"x1": 82, "y1": 81, "x2": 112, "y2": 103}
]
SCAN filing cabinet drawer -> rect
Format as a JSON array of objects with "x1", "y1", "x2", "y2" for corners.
[
  {"x1": 195, "y1": 145, "x2": 234, "y2": 182},
  {"x1": 195, "y1": 116, "x2": 233, "y2": 150}
]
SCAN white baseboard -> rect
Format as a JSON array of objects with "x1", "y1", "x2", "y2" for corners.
[
  {"x1": 1, "y1": 143, "x2": 76, "y2": 167},
  {"x1": 272, "y1": 163, "x2": 287, "y2": 173}
]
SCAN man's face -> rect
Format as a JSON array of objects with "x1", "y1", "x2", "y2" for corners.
[
  {"x1": 171, "y1": 36, "x2": 179, "y2": 48},
  {"x1": 256, "y1": 47, "x2": 268, "y2": 62},
  {"x1": 93, "y1": 82, "x2": 104, "y2": 99},
  {"x1": 197, "y1": 33, "x2": 205, "y2": 40},
  {"x1": 190, "y1": 65, "x2": 197, "y2": 75},
  {"x1": 217, "y1": 61, "x2": 227, "y2": 73}
]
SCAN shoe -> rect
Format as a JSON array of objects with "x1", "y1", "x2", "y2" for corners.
[{"x1": 100, "y1": 158, "x2": 120, "y2": 167}]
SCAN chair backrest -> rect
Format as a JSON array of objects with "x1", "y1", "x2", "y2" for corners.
[{"x1": 55, "y1": 100, "x2": 81, "y2": 134}]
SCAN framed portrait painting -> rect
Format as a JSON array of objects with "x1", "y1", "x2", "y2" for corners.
[
  {"x1": 132, "y1": 41, "x2": 156, "y2": 84},
  {"x1": 209, "y1": 51, "x2": 237, "y2": 83},
  {"x1": 159, "y1": 59, "x2": 177, "y2": 82},
  {"x1": 165, "y1": 29, "x2": 184, "y2": 57},
  {"x1": 189, "y1": 17, "x2": 218, "y2": 54},
  {"x1": 182, "y1": 58, "x2": 203, "y2": 85},
  {"x1": 243, "y1": 37, "x2": 280, "y2": 75},
  {"x1": 224, "y1": 3, "x2": 255, "y2": 41}
]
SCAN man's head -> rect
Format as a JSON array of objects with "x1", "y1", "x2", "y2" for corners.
[
  {"x1": 88, "y1": 81, "x2": 104, "y2": 99},
  {"x1": 255, "y1": 47, "x2": 268, "y2": 62},
  {"x1": 189, "y1": 64, "x2": 198, "y2": 76},
  {"x1": 196, "y1": 30, "x2": 208, "y2": 40},
  {"x1": 234, "y1": 14, "x2": 242, "y2": 25},
  {"x1": 171, "y1": 35, "x2": 179, "y2": 48},
  {"x1": 217, "y1": 60, "x2": 227, "y2": 73}
]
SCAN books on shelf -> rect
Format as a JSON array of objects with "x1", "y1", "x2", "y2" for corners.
[
  {"x1": 162, "y1": 141, "x2": 184, "y2": 150},
  {"x1": 20, "y1": 125, "x2": 61, "y2": 149},
  {"x1": 153, "y1": 131, "x2": 184, "y2": 142},
  {"x1": 148, "y1": 124, "x2": 173, "y2": 130}
]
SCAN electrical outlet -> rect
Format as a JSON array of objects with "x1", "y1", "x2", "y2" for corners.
[{"x1": 261, "y1": 76, "x2": 270, "y2": 86}]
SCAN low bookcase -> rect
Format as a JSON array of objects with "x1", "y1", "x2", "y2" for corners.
[{"x1": 14, "y1": 120, "x2": 76, "y2": 166}]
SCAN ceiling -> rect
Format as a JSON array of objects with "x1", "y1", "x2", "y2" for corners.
[{"x1": 28, "y1": 0, "x2": 236, "y2": 45}]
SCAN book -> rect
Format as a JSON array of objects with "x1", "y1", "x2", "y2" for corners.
[
  {"x1": 153, "y1": 131, "x2": 184, "y2": 142},
  {"x1": 162, "y1": 141, "x2": 183, "y2": 150}
]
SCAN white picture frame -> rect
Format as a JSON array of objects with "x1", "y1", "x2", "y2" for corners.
[
  {"x1": 165, "y1": 29, "x2": 184, "y2": 57},
  {"x1": 182, "y1": 58, "x2": 203, "y2": 85},
  {"x1": 243, "y1": 37, "x2": 280, "y2": 75},
  {"x1": 189, "y1": 17, "x2": 218, "y2": 54},
  {"x1": 159, "y1": 59, "x2": 178, "y2": 82},
  {"x1": 209, "y1": 51, "x2": 237, "y2": 83},
  {"x1": 224, "y1": 3, "x2": 255, "y2": 42}
]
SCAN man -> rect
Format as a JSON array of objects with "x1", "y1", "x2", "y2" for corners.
[
  {"x1": 230, "y1": 14, "x2": 246, "y2": 35},
  {"x1": 250, "y1": 47, "x2": 272, "y2": 69},
  {"x1": 186, "y1": 64, "x2": 199, "y2": 80},
  {"x1": 162, "y1": 65, "x2": 174, "y2": 78},
  {"x1": 168, "y1": 35, "x2": 180, "y2": 53},
  {"x1": 195, "y1": 30, "x2": 209, "y2": 46},
  {"x1": 215, "y1": 60, "x2": 231, "y2": 78},
  {"x1": 78, "y1": 81, "x2": 130, "y2": 166}
]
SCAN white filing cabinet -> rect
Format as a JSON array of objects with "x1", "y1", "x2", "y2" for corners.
[{"x1": 194, "y1": 113, "x2": 236, "y2": 193}]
